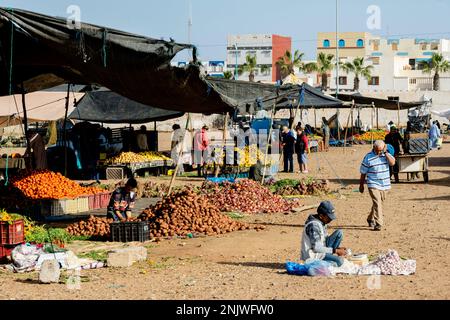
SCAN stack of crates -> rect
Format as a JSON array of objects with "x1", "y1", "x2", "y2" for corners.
[{"x1": 0, "y1": 220, "x2": 24, "y2": 263}]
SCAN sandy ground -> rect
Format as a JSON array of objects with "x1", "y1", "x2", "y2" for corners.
[{"x1": 0, "y1": 140, "x2": 449, "y2": 300}]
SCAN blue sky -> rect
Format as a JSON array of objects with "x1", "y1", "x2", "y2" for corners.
[{"x1": 2, "y1": 0, "x2": 450, "y2": 61}]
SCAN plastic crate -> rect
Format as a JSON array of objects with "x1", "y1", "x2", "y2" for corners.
[
  {"x1": 99, "y1": 192, "x2": 111, "y2": 209},
  {"x1": 110, "y1": 221, "x2": 150, "y2": 242},
  {"x1": 106, "y1": 167, "x2": 126, "y2": 180},
  {"x1": 77, "y1": 197, "x2": 90, "y2": 213},
  {"x1": 39, "y1": 199, "x2": 67, "y2": 217},
  {"x1": 408, "y1": 138, "x2": 429, "y2": 154},
  {"x1": 0, "y1": 244, "x2": 18, "y2": 263},
  {"x1": 0, "y1": 220, "x2": 24, "y2": 245},
  {"x1": 87, "y1": 195, "x2": 96, "y2": 210},
  {"x1": 65, "y1": 199, "x2": 79, "y2": 214}
]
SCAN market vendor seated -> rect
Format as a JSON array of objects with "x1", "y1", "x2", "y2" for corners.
[
  {"x1": 107, "y1": 178, "x2": 138, "y2": 221},
  {"x1": 300, "y1": 201, "x2": 347, "y2": 267}
]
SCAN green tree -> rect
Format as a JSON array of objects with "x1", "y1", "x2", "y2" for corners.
[
  {"x1": 238, "y1": 54, "x2": 259, "y2": 82},
  {"x1": 304, "y1": 52, "x2": 335, "y2": 91},
  {"x1": 276, "y1": 50, "x2": 305, "y2": 78},
  {"x1": 420, "y1": 53, "x2": 450, "y2": 91},
  {"x1": 223, "y1": 71, "x2": 234, "y2": 80},
  {"x1": 341, "y1": 57, "x2": 373, "y2": 91}
]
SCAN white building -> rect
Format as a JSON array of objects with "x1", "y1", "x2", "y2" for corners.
[
  {"x1": 317, "y1": 32, "x2": 450, "y2": 92},
  {"x1": 171, "y1": 60, "x2": 227, "y2": 78},
  {"x1": 226, "y1": 34, "x2": 291, "y2": 83}
]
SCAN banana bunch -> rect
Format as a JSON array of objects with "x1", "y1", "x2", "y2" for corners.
[
  {"x1": 139, "y1": 152, "x2": 172, "y2": 161},
  {"x1": 106, "y1": 152, "x2": 148, "y2": 164}
]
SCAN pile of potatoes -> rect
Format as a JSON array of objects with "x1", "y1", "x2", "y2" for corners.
[
  {"x1": 138, "y1": 189, "x2": 264, "y2": 241},
  {"x1": 66, "y1": 216, "x2": 115, "y2": 239}
]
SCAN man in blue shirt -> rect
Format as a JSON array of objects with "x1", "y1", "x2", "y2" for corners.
[{"x1": 359, "y1": 140, "x2": 396, "y2": 231}]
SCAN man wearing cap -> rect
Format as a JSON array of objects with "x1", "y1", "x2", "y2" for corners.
[
  {"x1": 360, "y1": 140, "x2": 396, "y2": 231},
  {"x1": 300, "y1": 201, "x2": 347, "y2": 267}
]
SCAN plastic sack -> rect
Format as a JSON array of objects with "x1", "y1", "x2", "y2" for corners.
[
  {"x1": 306, "y1": 260, "x2": 332, "y2": 277},
  {"x1": 286, "y1": 260, "x2": 332, "y2": 277}
]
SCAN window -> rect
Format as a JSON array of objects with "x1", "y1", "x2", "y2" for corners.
[
  {"x1": 339, "y1": 76, "x2": 347, "y2": 85},
  {"x1": 357, "y1": 39, "x2": 364, "y2": 47},
  {"x1": 369, "y1": 77, "x2": 380, "y2": 86},
  {"x1": 373, "y1": 41, "x2": 379, "y2": 51},
  {"x1": 371, "y1": 57, "x2": 380, "y2": 65},
  {"x1": 421, "y1": 43, "x2": 428, "y2": 50},
  {"x1": 339, "y1": 39, "x2": 346, "y2": 48},
  {"x1": 323, "y1": 39, "x2": 330, "y2": 48},
  {"x1": 247, "y1": 50, "x2": 257, "y2": 58},
  {"x1": 229, "y1": 50, "x2": 241, "y2": 57},
  {"x1": 392, "y1": 43, "x2": 398, "y2": 51},
  {"x1": 431, "y1": 43, "x2": 439, "y2": 50}
]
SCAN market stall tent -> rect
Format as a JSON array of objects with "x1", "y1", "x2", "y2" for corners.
[
  {"x1": 0, "y1": 8, "x2": 232, "y2": 114},
  {"x1": 0, "y1": 91, "x2": 84, "y2": 127},
  {"x1": 69, "y1": 90, "x2": 184, "y2": 124}
]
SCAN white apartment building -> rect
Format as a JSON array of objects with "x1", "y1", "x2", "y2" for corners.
[
  {"x1": 171, "y1": 60, "x2": 227, "y2": 78},
  {"x1": 317, "y1": 32, "x2": 450, "y2": 92},
  {"x1": 226, "y1": 34, "x2": 291, "y2": 83}
]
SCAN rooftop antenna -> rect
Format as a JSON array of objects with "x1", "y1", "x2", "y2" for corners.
[{"x1": 188, "y1": 0, "x2": 193, "y2": 61}]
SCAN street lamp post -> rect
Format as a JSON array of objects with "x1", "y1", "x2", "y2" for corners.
[{"x1": 234, "y1": 43, "x2": 238, "y2": 80}]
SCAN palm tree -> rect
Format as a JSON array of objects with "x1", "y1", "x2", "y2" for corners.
[
  {"x1": 341, "y1": 57, "x2": 373, "y2": 91},
  {"x1": 223, "y1": 71, "x2": 234, "y2": 80},
  {"x1": 420, "y1": 53, "x2": 450, "y2": 91},
  {"x1": 304, "y1": 52, "x2": 334, "y2": 91},
  {"x1": 238, "y1": 54, "x2": 259, "y2": 82},
  {"x1": 276, "y1": 50, "x2": 305, "y2": 78}
]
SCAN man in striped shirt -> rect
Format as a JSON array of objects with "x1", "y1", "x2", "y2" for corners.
[{"x1": 359, "y1": 140, "x2": 396, "y2": 231}]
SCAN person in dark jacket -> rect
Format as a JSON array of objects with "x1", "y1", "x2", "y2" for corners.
[
  {"x1": 24, "y1": 131, "x2": 48, "y2": 170},
  {"x1": 281, "y1": 126, "x2": 296, "y2": 173},
  {"x1": 384, "y1": 126, "x2": 403, "y2": 183},
  {"x1": 107, "y1": 178, "x2": 138, "y2": 221}
]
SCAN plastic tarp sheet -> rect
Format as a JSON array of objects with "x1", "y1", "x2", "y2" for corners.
[
  {"x1": 0, "y1": 91, "x2": 84, "y2": 127},
  {"x1": 205, "y1": 79, "x2": 343, "y2": 112},
  {"x1": 69, "y1": 90, "x2": 184, "y2": 124},
  {"x1": 337, "y1": 93, "x2": 425, "y2": 110},
  {"x1": 0, "y1": 8, "x2": 232, "y2": 114}
]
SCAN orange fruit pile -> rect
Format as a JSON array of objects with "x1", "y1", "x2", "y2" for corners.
[{"x1": 12, "y1": 170, "x2": 105, "y2": 200}]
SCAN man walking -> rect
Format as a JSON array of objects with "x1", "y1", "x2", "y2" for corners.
[
  {"x1": 280, "y1": 126, "x2": 296, "y2": 173},
  {"x1": 359, "y1": 140, "x2": 396, "y2": 231}
]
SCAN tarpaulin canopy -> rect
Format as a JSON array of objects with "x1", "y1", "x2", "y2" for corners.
[
  {"x1": 0, "y1": 8, "x2": 232, "y2": 114},
  {"x1": 337, "y1": 93, "x2": 425, "y2": 110},
  {"x1": 0, "y1": 91, "x2": 84, "y2": 127},
  {"x1": 205, "y1": 79, "x2": 343, "y2": 112},
  {"x1": 69, "y1": 90, "x2": 184, "y2": 124}
]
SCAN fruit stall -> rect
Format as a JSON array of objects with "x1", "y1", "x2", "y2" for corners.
[
  {"x1": 100, "y1": 151, "x2": 174, "y2": 179},
  {"x1": 1, "y1": 170, "x2": 112, "y2": 220}
]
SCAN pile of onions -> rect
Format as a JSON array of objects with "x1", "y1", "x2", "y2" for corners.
[{"x1": 202, "y1": 180, "x2": 299, "y2": 214}]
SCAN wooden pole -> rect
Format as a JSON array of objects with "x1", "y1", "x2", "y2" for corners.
[
  {"x1": 63, "y1": 83, "x2": 71, "y2": 177},
  {"x1": 262, "y1": 95, "x2": 279, "y2": 184},
  {"x1": 376, "y1": 107, "x2": 379, "y2": 130},
  {"x1": 397, "y1": 100, "x2": 401, "y2": 128},
  {"x1": 343, "y1": 103, "x2": 354, "y2": 153},
  {"x1": 314, "y1": 108, "x2": 317, "y2": 129},
  {"x1": 215, "y1": 113, "x2": 229, "y2": 177},
  {"x1": 351, "y1": 100, "x2": 354, "y2": 136},
  {"x1": 168, "y1": 113, "x2": 191, "y2": 196},
  {"x1": 21, "y1": 85, "x2": 30, "y2": 149},
  {"x1": 371, "y1": 102, "x2": 375, "y2": 144}
]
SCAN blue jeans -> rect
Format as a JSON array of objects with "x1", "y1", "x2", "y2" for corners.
[
  {"x1": 283, "y1": 151, "x2": 294, "y2": 172},
  {"x1": 324, "y1": 230, "x2": 344, "y2": 267}
]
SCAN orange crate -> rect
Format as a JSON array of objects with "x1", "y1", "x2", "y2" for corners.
[{"x1": 0, "y1": 220, "x2": 25, "y2": 245}]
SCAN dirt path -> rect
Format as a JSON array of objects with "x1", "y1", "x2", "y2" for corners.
[{"x1": 1, "y1": 142, "x2": 449, "y2": 300}]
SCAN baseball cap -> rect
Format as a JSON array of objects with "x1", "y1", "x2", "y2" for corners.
[{"x1": 317, "y1": 201, "x2": 337, "y2": 221}]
